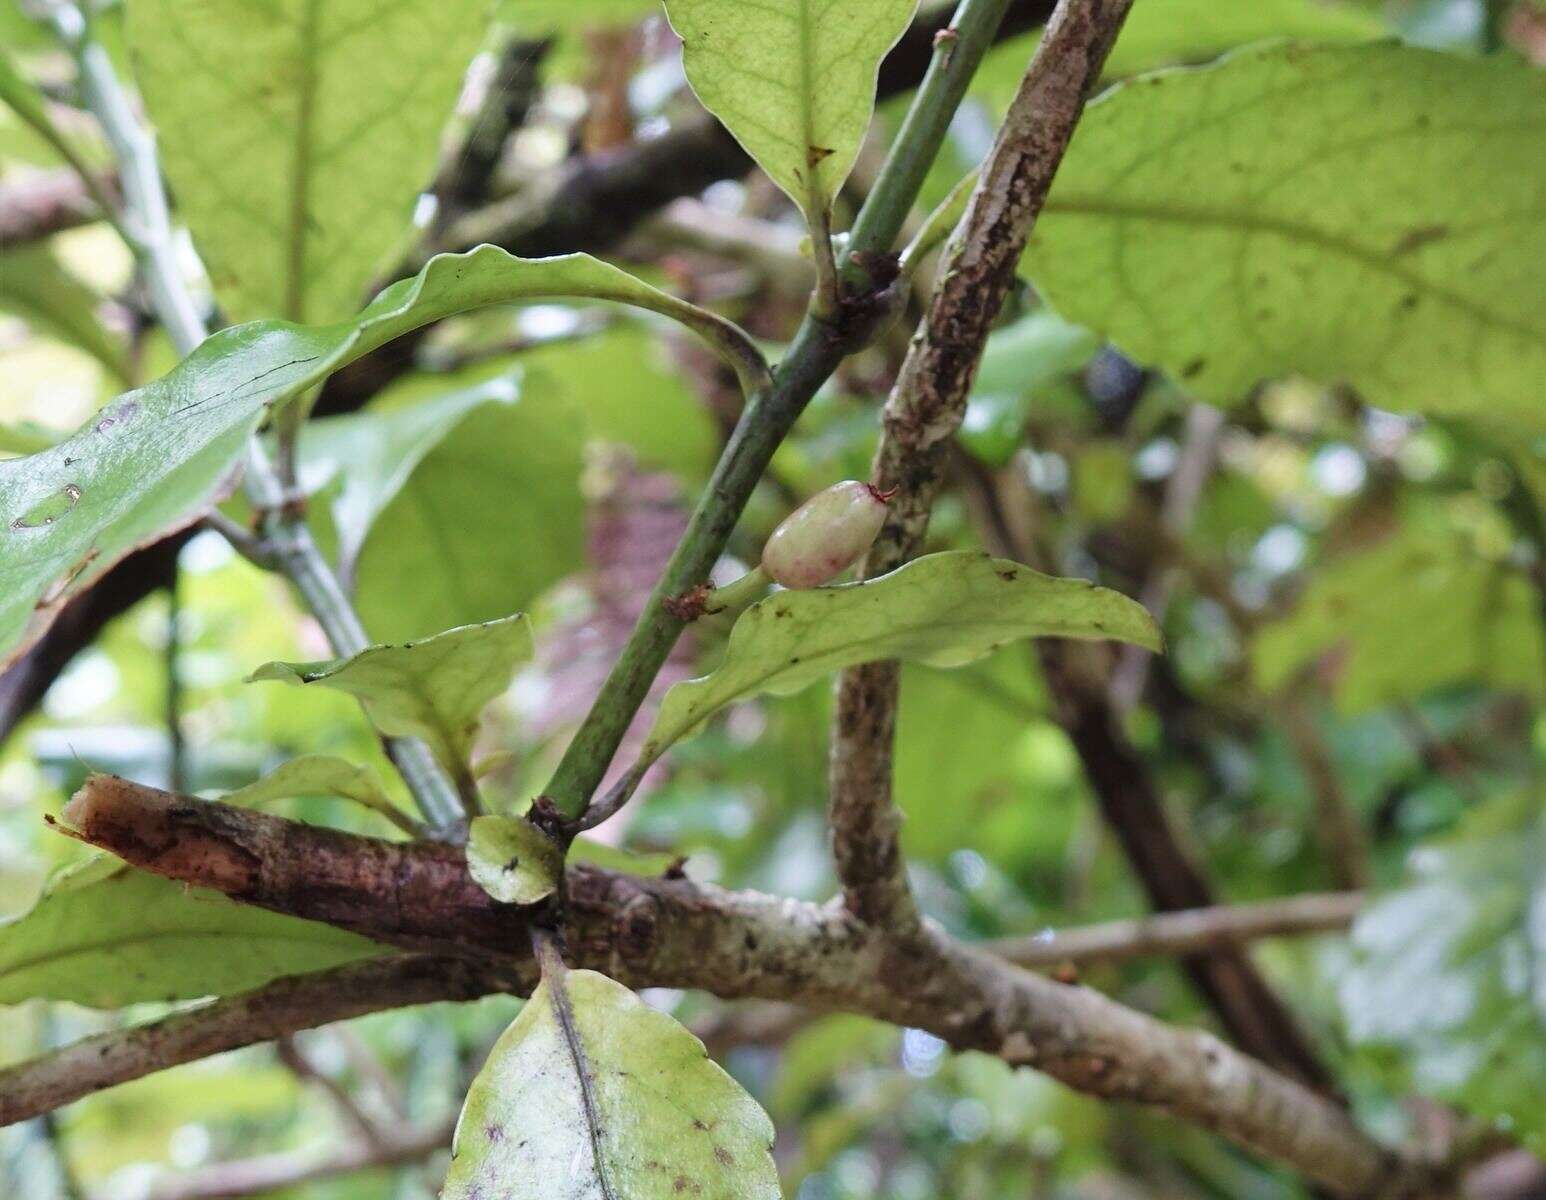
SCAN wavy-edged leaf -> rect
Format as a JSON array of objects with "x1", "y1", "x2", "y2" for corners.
[
  {"x1": 1341, "y1": 794, "x2": 1546, "y2": 1152},
  {"x1": 0, "y1": 243, "x2": 132, "y2": 381},
  {"x1": 442, "y1": 964, "x2": 780, "y2": 1199},
  {"x1": 1025, "y1": 43, "x2": 1546, "y2": 421},
  {"x1": 128, "y1": 0, "x2": 490, "y2": 322},
  {"x1": 636, "y1": 551, "x2": 1159, "y2": 770},
  {"x1": 0, "y1": 244, "x2": 765, "y2": 665},
  {"x1": 223, "y1": 754, "x2": 417, "y2": 834},
  {"x1": 249, "y1": 614, "x2": 534, "y2": 779},
  {"x1": 664, "y1": 0, "x2": 917, "y2": 224},
  {"x1": 0, "y1": 856, "x2": 382, "y2": 1007},
  {"x1": 466, "y1": 814, "x2": 562, "y2": 904}
]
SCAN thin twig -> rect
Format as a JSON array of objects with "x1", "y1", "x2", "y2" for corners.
[
  {"x1": 139, "y1": 1116, "x2": 456, "y2": 1200},
  {"x1": 276, "y1": 1035, "x2": 386, "y2": 1150},
  {"x1": 828, "y1": 0, "x2": 1136, "y2": 933},
  {"x1": 985, "y1": 891, "x2": 1365, "y2": 969}
]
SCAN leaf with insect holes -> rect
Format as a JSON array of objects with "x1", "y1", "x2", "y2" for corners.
[
  {"x1": 663, "y1": 0, "x2": 917, "y2": 227},
  {"x1": 0, "y1": 856, "x2": 382, "y2": 1007},
  {"x1": 466, "y1": 815, "x2": 562, "y2": 904},
  {"x1": 634, "y1": 551, "x2": 1159, "y2": 772},
  {"x1": 442, "y1": 965, "x2": 780, "y2": 1199},
  {"x1": 1024, "y1": 43, "x2": 1546, "y2": 422},
  {"x1": 0, "y1": 244, "x2": 762, "y2": 668},
  {"x1": 128, "y1": 0, "x2": 490, "y2": 322},
  {"x1": 248, "y1": 615, "x2": 534, "y2": 781}
]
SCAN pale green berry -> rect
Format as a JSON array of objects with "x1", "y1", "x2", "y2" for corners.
[{"x1": 761, "y1": 480, "x2": 890, "y2": 589}]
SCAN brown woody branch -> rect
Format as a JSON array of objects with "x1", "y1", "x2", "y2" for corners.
[
  {"x1": 0, "y1": 955, "x2": 514, "y2": 1127},
  {"x1": 25, "y1": 777, "x2": 1433, "y2": 1197},
  {"x1": 829, "y1": 0, "x2": 1134, "y2": 932}
]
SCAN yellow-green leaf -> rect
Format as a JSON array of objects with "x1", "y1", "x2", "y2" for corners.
[
  {"x1": 637, "y1": 551, "x2": 1159, "y2": 769},
  {"x1": 466, "y1": 814, "x2": 562, "y2": 904},
  {"x1": 128, "y1": 0, "x2": 491, "y2": 321},
  {"x1": 248, "y1": 615, "x2": 534, "y2": 779},
  {"x1": 1025, "y1": 43, "x2": 1546, "y2": 421},
  {"x1": 0, "y1": 856, "x2": 382, "y2": 1007},
  {"x1": 664, "y1": 0, "x2": 917, "y2": 225},
  {"x1": 442, "y1": 966, "x2": 779, "y2": 1199}
]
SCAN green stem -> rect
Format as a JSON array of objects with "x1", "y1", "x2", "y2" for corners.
[
  {"x1": 543, "y1": 0, "x2": 1017, "y2": 821},
  {"x1": 54, "y1": 4, "x2": 467, "y2": 836}
]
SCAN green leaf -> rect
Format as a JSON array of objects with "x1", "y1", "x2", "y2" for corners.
[
  {"x1": 664, "y1": 0, "x2": 918, "y2": 225},
  {"x1": 0, "y1": 244, "x2": 767, "y2": 666},
  {"x1": 1340, "y1": 794, "x2": 1546, "y2": 1152},
  {"x1": 0, "y1": 243, "x2": 132, "y2": 382},
  {"x1": 223, "y1": 754, "x2": 417, "y2": 834},
  {"x1": 0, "y1": 856, "x2": 383, "y2": 1007},
  {"x1": 466, "y1": 814, "x2": 562, "y2": 904},
  {"x1": 127, "y1": 0, "x2": 490, "y2": 322},
  {"x1": 1102, "y1": 0, "x2": 1386, "y2": 76},
  {"x1": 961, "y1": 311, "x2": 1100, "y2": 466},
  {"x1": 249, "y1": 614, "x2": 534, "y2": 779},
  {"x1": 1024, "y1": 43, "x2": 1546, "y2": 421},
  {"x1": 297, "y1": 375, "x2": 529, "y2": 573},
  {"x1": 637, "y1": 551, "x2": 1159, "y2": 769},
  {"x1": 1250, "y1": 527, "x2": 1543, "y2": 713},
  {"x1": 349, "y1": 378, "x2": 585, "y2": 642},
  {"x1": 442, "y1": 965, "x2": 780, "y2": 1199}
]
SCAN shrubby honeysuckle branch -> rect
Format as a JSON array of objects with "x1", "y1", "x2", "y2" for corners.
[{"x1": 27, "y1": 778, "x2": 1431, "y2": 1198}]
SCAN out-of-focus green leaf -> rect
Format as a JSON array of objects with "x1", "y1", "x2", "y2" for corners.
[
  {"x1": 1251, "y1": 528, "x2": 1543, "y2": 712},
  {"x1": 664, "y1": 0, "x2": 916, "y2": 226},
  {"x1": 223, "y1": 754, "x2": 415, "y2": 833},
  {"x1": 1025, "y1": 44, "x2": 1546, "y2": 420},
  {"x1": 297, "y1": 375, "x2": 525, "y2": 573},
  {"x1": 351, "y1": 378, "x2": 585, "y2": 642},
  {"x1": 0, "y1": 244, "x2": 766, "y2": 666},
  {"x1": 1341, "y1": 794, "x2": 1546, "y2": 1152},
  {"x1": 128, "y1": 0, "x2": 490, "y2": 322},
  {"x1": 249, "y1": 614, "x2": 534, "y2": 779},
  {"x1": 0, "y1": 856, "x2": 382, "y2": 1007},
  {"x1": 442, "y1": 964, "x2": 779, "y2": 1198},
  {"x1": 516, "y1": 322, "x2": 718, "y2": 479},
  {"x1": 0, "y1": 244, "x2": 131, "y2": 381},
  {"x1": 636, "y1": 551, "x2": 1158, "y2": 770},
  {"x1": 961, "y1": 312, "x2": 1100, "y2": 466},
  {"x1": 0, "y1": 420, "x2": 64, "y2": 456},
  {"x1": 466, "y1": 814, "x2": 562, "y2": 904}
]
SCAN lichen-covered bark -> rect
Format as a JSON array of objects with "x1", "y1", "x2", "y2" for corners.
[
  {"x1": 41, "y1": 777, "x2": 1435, "y2": 1196},
  {"x1": 828, "y1": 0, "x2": 1135, "y2": 932}
]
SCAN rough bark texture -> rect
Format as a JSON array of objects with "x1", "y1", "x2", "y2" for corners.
[
  {"x1": 0, "y1": 955, "x2": 510, "y2": 1125},
  {"x1": 829, "y1": 0, "x2": 1134, "y2": 932},
  {"x1": 30, "y1": 777, "x2": 1436, "y2": 1197}
]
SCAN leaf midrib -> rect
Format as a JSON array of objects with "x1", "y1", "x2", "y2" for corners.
[
  {"x1": 548, "y1": 974, "x2": 619, "y2": 1200},
  {"x1": 1040, "y1": 195, "x2": 1546, "y2": 346},
  {"x1": 286, "y1": 0, "x2": 323, "y2": 321}
]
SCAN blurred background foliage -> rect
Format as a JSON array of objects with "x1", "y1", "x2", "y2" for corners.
[{"x1": 3, "y1": 0, "x2": 1546, "y2": 1197}]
